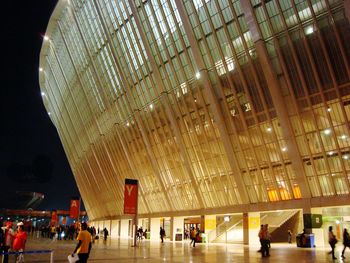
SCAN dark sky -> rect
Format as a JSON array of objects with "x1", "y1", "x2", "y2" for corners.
[{"x1": 0, "y1": 0, "x2": 81, "y2": 211}]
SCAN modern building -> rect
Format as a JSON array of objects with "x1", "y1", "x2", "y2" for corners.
[{"x1": 40, "y1": 0, "x2": 350, "y2": 245}]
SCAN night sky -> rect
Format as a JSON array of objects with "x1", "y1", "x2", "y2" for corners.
[{"x1": 0, "y1": 0, "x2": 81, "y2": 211}]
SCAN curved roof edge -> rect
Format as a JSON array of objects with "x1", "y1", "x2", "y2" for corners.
[{"x1": 39, "y1": 0, "x2": 66, "y2": 114}]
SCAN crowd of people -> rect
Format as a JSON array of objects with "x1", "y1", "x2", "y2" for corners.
[
  {"x1": 2, "y1": 218, "x2": 350, "y2": 262},
  {"x1": 0, "y1": 221, "x2": 28, "y2": 263}
]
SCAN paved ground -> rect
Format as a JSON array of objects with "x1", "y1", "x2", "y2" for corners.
[{"x1": 10, "y1": 237, "x2": 349, "y2": 262}]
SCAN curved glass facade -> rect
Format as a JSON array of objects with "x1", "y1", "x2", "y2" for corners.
[{"x1": 40, "y1": 0, "x2": 350, "y2": 220}]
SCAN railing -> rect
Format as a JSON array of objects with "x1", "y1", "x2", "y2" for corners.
[{"x1": 207, "y1": 217, "x2": 243, "y2": 243}]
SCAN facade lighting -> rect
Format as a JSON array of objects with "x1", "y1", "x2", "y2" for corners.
[
  {"x1": 266, "y1": 127, "x2": 272, "y2": 132},
  {"x1": 39, "y1": 68, "x2": 43, "y2": 72},
  {"x1": 340, "y1": 135, "x2": 347, "y2": 140},
  {"x1": 282, "y1": 147, "x2": 287, "y2": 152},
  {"x1": 324, "y1": 129, "x2": 331, "y2": 135},
  {"x1": 327, "y1": 108, "x2": 332, "y2": 112},
  {"x1": 305, "y1": 26, "x2": 314, "y2": 35},
  {"x1": 44, "y1": 35, "x2": 49, "y2": 41},
  {"x1": 195, "y1": 72, "x2": 201, "y2": 79},
  {"x1": 41, "y1": 92, "x2": 45, "y2": 96}
]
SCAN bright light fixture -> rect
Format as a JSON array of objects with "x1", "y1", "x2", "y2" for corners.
[
  {"x1": 126, "y1": 122, "x2": 130, "y2": 127},
  {"x1": 328, "y1": 151, "x2": 334, "y2": 156},
  {"x1": 343, "y1": 155, "x2": 349, "y2": 160},
  {"x1": 266, "y1": 127, "x2": 272, "y2": 132},
  {"x1": 324, "y1": 129, "x2": 331, "y2": 135},
  {"x1": 282, "y1": 147, "x2": 287, "y2": 152},
  {"x1": 195, "y1": 72, "x2": 201, "y2": 79},
  {"x1": 305, "y1": 26, "x2": 314, "y2": 35},
  {"x1": 39, "y1": 67, "x2": 43, "y2": 72},
  {"x1": 340, "y1": 135, "x2": 347, "y2": 140},
  {"x1": 336, "y1": 220, "x2": 340, "y2": 224},
  {"x1": 48, "y1": 112, "x2": 51, "y2": 115},
  {"x1": 224, "y1": 216, "x2": 230, "y2": 222},
  {"x1": 44, "y1": 35, "x2": 49, "y2": 41},
  {"x1": 149, "y1": 104, "x2": 153, "y2": 110},
  {"x1": 327, "y1": 108, "x2": 332, "y2": 112},
  {"x1": 41, "y1": 92, "x2": 45, "y2": 96}
]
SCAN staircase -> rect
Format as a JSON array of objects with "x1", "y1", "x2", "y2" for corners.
[
  {"x1": 208, "y1": 215, "x2": 243, "y2": 243},
  {"x1": 261, "y1": 210, "x2": 299, "y2": 233}
]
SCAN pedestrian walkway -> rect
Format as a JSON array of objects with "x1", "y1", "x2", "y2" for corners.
[{"x1": 19, "y1": 238, "x2": 347, "y2": 262}]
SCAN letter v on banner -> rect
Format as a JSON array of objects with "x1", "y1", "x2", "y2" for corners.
[{"x1": 124, "y1": 179, "x2": 138, "y2": 214}]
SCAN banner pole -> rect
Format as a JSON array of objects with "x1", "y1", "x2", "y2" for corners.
[
  {"x1": 78, "y1": 197, "x2": 81, "y2": 223},
  {"x1": 133, "y1": 182, "x2": 138, "y2": 247}
]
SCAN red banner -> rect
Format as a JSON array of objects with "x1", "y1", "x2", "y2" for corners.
[
  {"x1": 70, "y1": 199, "x2": 80, "y2": 218},
  {"x1": 124, "y1": 179, "x2": 138, "y2": 214},
  {"x1": 62, "y1": 216, "x2": 67, "y2": 225},
  {"x1": 51, "y1": 210, "x2": 57, "y2": 225}
]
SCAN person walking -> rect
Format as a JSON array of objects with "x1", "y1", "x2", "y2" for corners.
[
  {"x1": 260, "y1": 224, "x2": 270, "y2": 257},
  {"x1": 103, "y1": 228, "x2": 108, "y2": 241},
  {"x1": 2, "y1": 221, "x2": 15, "y2": 263},
  {"x1": 72, "y1": 222, "x2": 92, "y2": 263},
  {"x1": 287, "y1": 230, "x2": 293, "y2": 244},
  {"x1": 160, "y1": 227, "x2": 166, "y2": 243},
  {"x1": 190, "y1": 227, "x2": 197, "y2": 247},
  {"x1": 342, "y1": 228, "x2": 350, "y2": 259},
  {"x1": 13, "y1": 222, "x2": 27, "y2": 263},
  {"x1": 328, "y1": 226, "x2": 338, "y2": 260}
]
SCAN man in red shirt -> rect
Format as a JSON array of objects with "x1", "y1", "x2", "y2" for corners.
[{"x1": 13, "y1": 222, "x2": 27, "y2": 263}]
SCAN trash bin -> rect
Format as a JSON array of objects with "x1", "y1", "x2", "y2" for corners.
[
  {"x1": 200, "y1": 233, "x2": 207, "y2": 243},
  {"x1": 296, "y1": 233, "x2": 315, "y2": 247}
]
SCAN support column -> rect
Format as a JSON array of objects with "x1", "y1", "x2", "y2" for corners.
[
  {"x1": 311, "y1": 207, "x2": 325, "y2": 247},
  {"x1": 243, "y1": 212, "x2": 260, "y2": 246},
  {"x1": 172, "y1": 217, "x2": 184, "y2": 241},
  {"x1": 120, "y1": 219, "x2": 130, "y2": 239},
  {"x1": 150, "y1": 218, "x2": 161, "y2": 241},
  {"x1": 240, "y1": 0, "x2": 311, "y2": 199},
  {"x1": 111, "y1": 220, "x2": 119, "y2": 238}
]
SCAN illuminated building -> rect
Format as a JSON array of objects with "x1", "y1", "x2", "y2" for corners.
[{"x1": 40, "y1": 0, "x2": 350, "y2": 244}]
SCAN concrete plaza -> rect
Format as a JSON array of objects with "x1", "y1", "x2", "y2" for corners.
[{"x1": 20, "y1": 238, "x2": 347, "y2": 262}]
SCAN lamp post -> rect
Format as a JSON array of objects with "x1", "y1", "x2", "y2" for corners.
[{"x1": 224, "y1": 216, "x2": 230, "y2": 244}]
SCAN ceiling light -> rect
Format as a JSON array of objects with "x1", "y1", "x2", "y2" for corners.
[{"x1": 324, "y1": 129, "x2": 331, "y2": 135}]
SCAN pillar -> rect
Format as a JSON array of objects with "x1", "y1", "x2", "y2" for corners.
[
  {"x1": 111, "y1": 220, "x2": 119, "y2": 238},
  {"x1": 173, "y1": 217, "x2": 185, "y2": 241},
  {"x1": 120, "y1": 219, "x2": 129, "y2": 238},
  {"x1": 150, "y1": 218, "x2": 161, "y2": 241},
  {"x1": 243, "y1": 212, "x2": 261, "y2": 246},
  {"x1": 311, "y1": 207, "x2": 325, "y2": 246}
]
